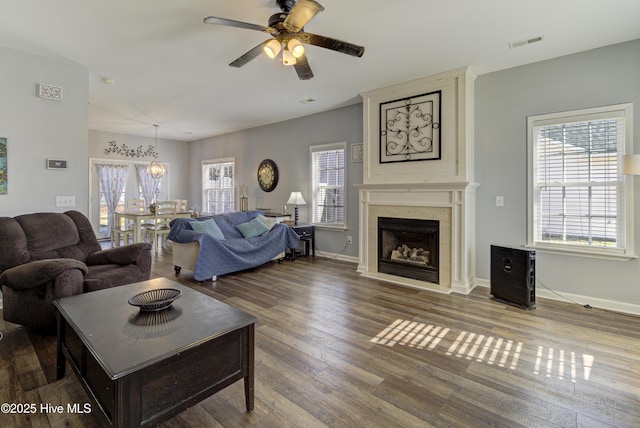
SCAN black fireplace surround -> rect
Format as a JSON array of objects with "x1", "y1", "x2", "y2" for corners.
[{"x1": 378, "y1": 217, "x2": 439, "y2": 284}]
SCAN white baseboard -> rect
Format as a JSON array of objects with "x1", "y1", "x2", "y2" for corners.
[
  {"x1": 315, "y1": 251, "x2": 359, "y2": 264},
  {"x1": 476, "y1": 278, "x2": 640, "y2": 316}
]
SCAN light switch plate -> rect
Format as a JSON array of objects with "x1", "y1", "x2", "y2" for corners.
[{"x1": 56, "y1": 196, "x2": 75, "y2": 207}]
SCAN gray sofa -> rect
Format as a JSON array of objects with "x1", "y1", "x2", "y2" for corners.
[{"x1": 0, "y1": 210, "x2": 151, "y2": 331}]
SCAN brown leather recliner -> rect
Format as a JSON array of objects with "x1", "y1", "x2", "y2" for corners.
[{"x1": 0, "y1": 210, "x2": 151, "y2": 331}]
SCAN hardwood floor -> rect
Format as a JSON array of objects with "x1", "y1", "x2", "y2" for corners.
[{"x1": 1, "y1": 246, "x2": 639, "y2": 427}]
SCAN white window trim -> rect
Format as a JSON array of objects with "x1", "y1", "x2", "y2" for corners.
[
  {"x1": 201, "y1": 157, "x2": 235, "y2": 213},
  {"x1": 310, "y1": 142, "x2": 348, "y2": 230},
  {"x1": 526, "y1": 103, "x2": 636, "y2": 261}
]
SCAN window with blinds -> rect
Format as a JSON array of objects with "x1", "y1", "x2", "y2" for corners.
[
  {"x1": 527, "y1": 104, "x2": 633, "y2": 257},
  {"x1": 310, "y1": 143, "x2": 346, "y2": 227},
  {"x1": 202, "y1": 158, "x2": 235, "y2": 214}
]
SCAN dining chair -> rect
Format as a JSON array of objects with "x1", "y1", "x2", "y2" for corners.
[
  {"x1": 175, "y1": 199, "x2": 188, "y2": 212},
  {"x1": 110, "y1": 212, "x2": 134, "y2": 247},
  {"x1": 143, "y1": 200, "x2": 178, "y2": 253},
  {"x1": 126, "y1": 198, "x2": 156, "y2": 229},
  {"x1": 112, "y1": 198, "x2": 151, "y2": 245},
  {"x1": 126, "y1": 198, "x2": 146, "y2": 211}
]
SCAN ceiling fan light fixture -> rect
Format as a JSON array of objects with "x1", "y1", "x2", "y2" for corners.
[
  {"x1": 282, "y1": 47, "x2": 296, "y2": 66},
  {"x1": 288, "y1": 38, "x2": 305, "y2": 58},
  {"x1": 264, "y1": 39, "x2": 281, "y2": 59}
]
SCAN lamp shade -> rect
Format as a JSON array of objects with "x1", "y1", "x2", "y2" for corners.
[
  {"x1": 286, "y1": 191, "x2": 306, "y2": 205},
  {"x1": 264, "y1": 39, "x2": 281, "y2": 59},
  {"x1": 287, "y1": 39, "x2": 305, "y2": 58},
  {"x1": 621, "y1": 154, "x2": 640, "y2": 175}
]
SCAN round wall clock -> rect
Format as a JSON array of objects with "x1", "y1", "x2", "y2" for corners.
[{"x1": 257, "y1": 158, "x2": 279, "y2": 192}]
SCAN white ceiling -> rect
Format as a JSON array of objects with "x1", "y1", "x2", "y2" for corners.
[{"x1": 1, "y1": 0, "x2": 639, "y2": 142}]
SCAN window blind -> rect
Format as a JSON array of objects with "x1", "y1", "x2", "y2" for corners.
[
  {"x1": 202, "y1": 160, "x2": 235, "y2": 213},
  {"x1": 311, "y1": 147, "x2": 345, "y2": 226},
  {"x1": 532, "y1": 111, "x2": 625, "y2": 250}
]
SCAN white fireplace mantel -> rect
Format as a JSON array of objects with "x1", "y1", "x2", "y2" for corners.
[{"x1": 356, "y1": 182, "x2": 479, "y2": 294}]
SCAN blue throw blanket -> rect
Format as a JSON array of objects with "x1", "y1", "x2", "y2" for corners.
[{"x1": 168, "y1": 213, "x2": 300, "y2": 281}]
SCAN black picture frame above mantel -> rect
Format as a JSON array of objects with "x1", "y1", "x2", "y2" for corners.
[{"x1": 379, "y1": 90, "x2": 441, "y2": 164}]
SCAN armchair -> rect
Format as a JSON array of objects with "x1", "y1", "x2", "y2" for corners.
[{"x1": 0, "y1": 210, "x2": 151, "y2": 331}]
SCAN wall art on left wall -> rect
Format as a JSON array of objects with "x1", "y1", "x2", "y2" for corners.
[{"x1": 0, "y1": 138, "x2": 6, "y2": 195}]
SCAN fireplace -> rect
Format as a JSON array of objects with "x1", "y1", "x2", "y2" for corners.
[
  {"x1": 358, "y1": 67, "x2": 478, "y2": 294},
  {"x1": 378, "y1": 217, "x2": 439, "y2": 284}
]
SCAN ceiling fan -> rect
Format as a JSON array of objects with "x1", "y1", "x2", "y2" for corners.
[{"x1": 203, "y1": 0, "x2": 365, "y2": 80}]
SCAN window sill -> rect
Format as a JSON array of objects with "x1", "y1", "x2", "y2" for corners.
[
  {"x1": 312, "y1": 223, "x2": 348, "y2": 231},
  {"x1": 528, "y1": 244, "x2": 638, "y2": 261}
]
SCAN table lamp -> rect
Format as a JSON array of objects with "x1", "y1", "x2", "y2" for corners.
[{"x1": 286, "y1": 191, "x2": 306, "y2": 225}]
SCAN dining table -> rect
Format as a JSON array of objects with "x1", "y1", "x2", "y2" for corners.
[{"x1": 116, "y1": 210, "x2": 192, "y2": 243}]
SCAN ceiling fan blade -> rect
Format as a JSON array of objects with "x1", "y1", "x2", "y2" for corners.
[
  {"x1": 229, "y1": 40, "x2": 270, "y2": 68},
  {"x1": 293, "y1": 54, "x2": 314, "y2": 80},
  {"x1": 204, "y1": 16, "x2": 273, "y2": 34},
  {"x1": 283, "y1": 0, "x2": 325, "y2": 32},
  {"x1": 299, "y1": 32, "x2": 364, "y2": 57}
]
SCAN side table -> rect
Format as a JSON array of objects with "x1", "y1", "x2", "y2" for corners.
[{"x1": 289, "y1": 224, "x2": 315, "y2": 260}]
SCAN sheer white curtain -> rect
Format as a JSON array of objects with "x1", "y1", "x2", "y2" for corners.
[
  {"x1": 96, "y1": 163, "x2": 129, "y2": 229},
  {"x1": 135, "y1": 164, "x2": 161, "y2": 208}
]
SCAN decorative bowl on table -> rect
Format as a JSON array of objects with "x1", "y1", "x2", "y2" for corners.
[{"x1": 128, "y1": 288, "x2": 182, "y2": 312}]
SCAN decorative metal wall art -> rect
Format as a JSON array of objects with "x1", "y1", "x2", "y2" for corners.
[
  {"x1": 104, "y1": 141, "x2": 158, "y2": 158},
  {"x1": 379, "y1": 90, "x2": 441, "y2": 163}
]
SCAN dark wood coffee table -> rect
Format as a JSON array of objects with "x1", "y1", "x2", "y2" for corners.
[{"x1": 54, "y1": 277, "x2": 258, "y2": 427}]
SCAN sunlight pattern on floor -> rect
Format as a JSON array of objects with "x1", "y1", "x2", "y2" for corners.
[
  {"x1": 371, "y1": 319, "x2": 596, "y2": 382},
  {"x1": 369, "y1": 319, "x2": 450, "y2": 350},
  {"x1": 533, "y1": 346, "x2": 594, "y2": 383},
  {"x1": 446, "y1": 331, "x2": 523, "y2": 370}
]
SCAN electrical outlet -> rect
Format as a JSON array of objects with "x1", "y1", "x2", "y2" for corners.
[
  {"x1": 347, "y1": 236, "x2": 353, "y2": 244},
  {"x1": 56, "y1": 196, "x2": 75, "y2": 207},
  {"x1": 496, "y1": 196, "x2": 504, "y2": 207}
]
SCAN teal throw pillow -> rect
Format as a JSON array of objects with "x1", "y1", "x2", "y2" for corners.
[
  {"x1": 190, "y1": 219, "x2": 224, "y2": 240},
  {"x1": 236, "y1": 217, "x2": 270, "y2": 238}
]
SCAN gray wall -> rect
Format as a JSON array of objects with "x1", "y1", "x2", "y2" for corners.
[
  {"x1": 0, "y1": 46, "x2": 89, "y2": 216},
  {"x1": 475, "y1": 39, "x2": 640, "y2": 307},
  {"x1": 4, "y1": 36, "x2": 639, "y2": 309},
  {"x1": 188, "y1": 104, "x2": 363, "y2": 258}
]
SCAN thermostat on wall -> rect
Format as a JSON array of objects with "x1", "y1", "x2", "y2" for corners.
[{"x1": 47, "y1": 159, "x2": 68, "y2": 170}]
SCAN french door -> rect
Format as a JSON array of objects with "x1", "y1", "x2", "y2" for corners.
[{"x1": 89, "y1": 159, "x2": 169, "y2": 239}]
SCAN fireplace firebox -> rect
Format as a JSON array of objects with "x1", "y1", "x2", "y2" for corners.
[{"x1": 378, "y1": 217, "x2": 439, "y2": 284}]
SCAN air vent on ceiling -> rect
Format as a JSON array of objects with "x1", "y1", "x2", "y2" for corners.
[{"x1": 509, "y1": 35, "x2": 544, "y2": 49}]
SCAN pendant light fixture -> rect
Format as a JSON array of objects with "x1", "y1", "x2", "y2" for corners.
[{"x1": 147, "y1": 124, "x2": 165, "y2": 179}]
